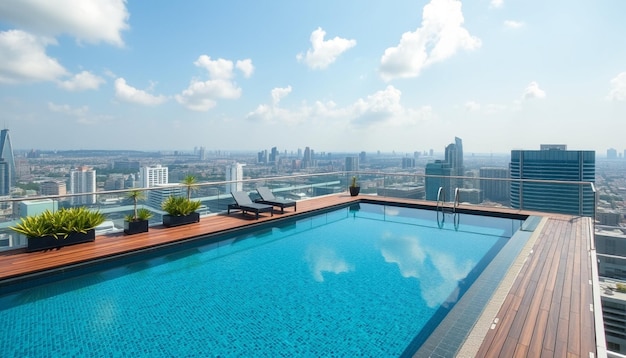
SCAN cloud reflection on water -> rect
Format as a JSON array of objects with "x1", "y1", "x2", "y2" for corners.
[
  {"x1": 305, "y1": 245, "x2": 354, "y2": 282},
  {"x1": 379, "y1": 232, "x2": 475, "y2": 308}
]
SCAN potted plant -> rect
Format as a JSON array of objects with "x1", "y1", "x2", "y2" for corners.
[
  {"x1": 124, "y1": 189, "x2": 153, "y2": 235},
  {"x1": 162, "y1": 196, "x2": 201, "y2": 227},
  {"x1": 162, "y1": 175, "x2": 201, "y2": 227},
  {"x1": 10, "y1": 207, "x2": 106, "y2": 252},
  {"x1": 349, "y1": 176, "x2": 361, "y2": 196}
]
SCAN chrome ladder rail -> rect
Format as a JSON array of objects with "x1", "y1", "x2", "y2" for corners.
[
  {"x1": 452, "y1": 188, "x2": 461, "y2": 230},
  {"x1": 436, "y1": 187, "x2": 446, "y2": 228}
]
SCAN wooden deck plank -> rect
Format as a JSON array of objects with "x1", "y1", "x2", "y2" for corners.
[
  {"x1": 0, "y1": 194, "x2": 598, "y2": 357},
  {"x1": 474, "y1": 216, "x2": 596, "y2": 358}
]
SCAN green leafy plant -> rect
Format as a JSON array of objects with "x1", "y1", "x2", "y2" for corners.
[
  {"x1": 616, "y1": 283, "x2": 626, "y2": 293},
  {"x1": 124, "y1": 208, "x2": 153, "y2": 222},
  {"x1": 350, "y1": 176, "x2": 358, "y2": 188},
  {"x1": 161, "y1": 196, "x2": 201, "y2": 216},
  {"x1": 10, "y1": 207, "x2": 106, "y2": 239}
]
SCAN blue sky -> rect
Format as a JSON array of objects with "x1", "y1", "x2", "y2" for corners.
[{"x1": 1, "y1": 0, "x2": 625, "y2": 154}]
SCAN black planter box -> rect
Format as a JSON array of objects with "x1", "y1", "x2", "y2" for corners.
[
  {"x1": 163, "y1": 212, "x2": 200, "y2": 227},
  {"x1": 349, "y1": 186, "x2": 361, "y2": 196},
  {"x1": 124, "y1": 220, "x2": 149, "y2": 235},
  {"x1": 26, "y1": 229, "x2": 96, "y2": 252}
]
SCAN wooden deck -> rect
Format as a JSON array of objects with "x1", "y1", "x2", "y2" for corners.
[
  {"x1": 474, "y1": 215, "x2": 597, "y2": 358},
  {"x1": 0, "y1": 194, "x2": 599, "y2": 357}
]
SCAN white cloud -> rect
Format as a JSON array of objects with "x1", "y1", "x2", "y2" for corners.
[
  {"x1": 523, "y1": 81, "x2": 546, "y2": 100},
  {"x1": 177, "y1": 55, "x2": 249, "y2": 111},
  {"x1": 175, "y1": 79, "x2": 241, "y2": 111},
  {"x1": 247, "y1": 86, "x2": 307, "y2": 124},
  {"x1": 0, "y1": 30, "x2": 67, "y2": 83},
  {"x1": 351, "y1": 85, "x2": 405, "y2": 125},
  {"x1": 194, "y1": 55, "x2": 235, "y2": 80},
  {"x1": 297, "y1": 27, "x2": 356, "y2": 70},
  {"x1": 236, "y1": 59, "x2": 254, "y2": 78},
  {"x1": 379, "y1": 0, "x2": 481, "y2": 81},
  {"x1": 115, "y1": 78, "x2": 168, "y2": 106},
  {"x1": 48, "y1": 102, "x2": 89, "y2": 117},
  {"x1": 490, "y1": 0, "x2": 504, "y2": 8},
  {"x1": 47, "y1": 102, "x2": 109, "y2": 124},
  {"x1": 0, "y1": 0, "x2": 129, "y2": 46},
  {"x1": 465, "y1": 100, "x2": 481, "y2": 111},
  {"x1": 607, "y1": 72, "x2": 626, "y2": 101},
  {"x1": 271, "y1": 86, "x2": 292, "y2": 105},
  {"x1": 504, "y1": 20, "x2": 525, "y2": 29},
  {"x1": 58, "y1": 71, "x2": 105, "y2": 91},
  {"x1": 248, "y1": 84, "x2": 433, "y2": 127}
]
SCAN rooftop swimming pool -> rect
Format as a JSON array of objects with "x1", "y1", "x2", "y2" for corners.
[{"x1": 0, "y1": 203, "x2": 526, "y2": 357}]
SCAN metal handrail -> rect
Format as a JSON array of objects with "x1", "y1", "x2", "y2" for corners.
[
  {"x1": 436, "y1": 187, "x2": 446, "y2": 211},
  {"x1": 436, "y1": 187, "x2": 445, "y2": 228},
  {"x1": 453, "y1": 187, "x2": 460, "y2": 214}
]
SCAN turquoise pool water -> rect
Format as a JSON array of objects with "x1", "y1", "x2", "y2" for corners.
[{"x1": 0, "y1": 203, "x2": 521, "y2": 357}]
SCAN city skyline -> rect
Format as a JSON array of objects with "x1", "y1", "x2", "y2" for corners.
[{"x1": 1, "y1": 1, "x2": 625, "y2": 153}]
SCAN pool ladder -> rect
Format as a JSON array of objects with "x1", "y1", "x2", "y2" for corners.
[{"x1": 436, "y1": 187, "x2": 460, "y2": 230}]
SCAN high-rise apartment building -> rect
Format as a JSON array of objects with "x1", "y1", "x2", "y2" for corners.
[
  {"x1": 225, "y1": 163, "x2": 244, "y2": 193},
  {"x1": 141, "y1": 165, "x2": 168, "y2": 188},
  {"x1": 345, "y1": 156, "x2": 359, "y2": 172},
  {"x1": 69, "y1": 166, "x2": 96, "y2": 205},
  {"x1": 401, "y1": 158, "x2": 416, "y2": 169},
  {"x1": 607, "y1": 148, "x2": 618, "y2": 159},
  {"x1": 0, "y1": 129, "x2": 16, "y2": 187},
  {"x1": 510, "y1": 148, "x2": 595, "y2": 216}
]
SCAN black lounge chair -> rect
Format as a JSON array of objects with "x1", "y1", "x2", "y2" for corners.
[
  {"x1": 255, "y1": 187, "x2": 297, "y2": 213},
  {"x1": 228, "y1": 191, "x2": 274, "y2": 219}
]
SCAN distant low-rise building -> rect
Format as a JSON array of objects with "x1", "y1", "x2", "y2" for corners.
[{"x1": 40, "y1": 180, "x2": 67, "y2": 196}]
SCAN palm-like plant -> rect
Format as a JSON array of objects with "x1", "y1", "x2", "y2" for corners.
[{"x1": 181, "y1": 174, "x2": 198, "y2": 201}]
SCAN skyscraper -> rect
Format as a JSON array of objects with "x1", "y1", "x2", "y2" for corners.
[
  {"x1": 303, "y1": 147, "x2": 312, "y2": 168},
  {"x1": 426, "y1": 137, "x2": 463, "y2": 201},
  {"x1": 0, "y1": 129, "x2": 16, "y2": 187},
  {"x1": 345, "y1": 156, "x2": 359, "y2": 172},
  {"x1": 607, "y1": 148, "x2": 618, "y2": 159},
  {"x1": 510, "y1": 148, "x2": 595, "y2": 216},
  {"x1": 69, "y1": 166, "x2": 97, "y2": 205},
  {"x1": 225, "y1": 163, "x2": 245, "y2": 193},
  {"x1": 141, "y1": 165, "x2": 169, "y2": 188},
  {"x1": 269, "y1": 147, "x2": 279, "y2": 163},
  {"x1": 0, "y1": 159, "x2": 9, "y2": 196},
  {"x1": 425, "y1": 160, "x2": 452, "y2": 201}
]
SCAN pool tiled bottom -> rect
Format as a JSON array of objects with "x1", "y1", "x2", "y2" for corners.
[{"x1": 0, "y1": 204, "x2": 522, "y2": 356}]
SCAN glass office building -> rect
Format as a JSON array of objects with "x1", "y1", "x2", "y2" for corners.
[{"x1": 510, "y1": 149, "x2": 595, "y2": 216}]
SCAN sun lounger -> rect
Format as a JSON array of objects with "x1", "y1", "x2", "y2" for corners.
[
  {"x1": 228, "y1": 191, "x2": 274, "y2": 219},
  {"x1": 255, "y1": 187, "x2": 297, "y2": 213}
]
